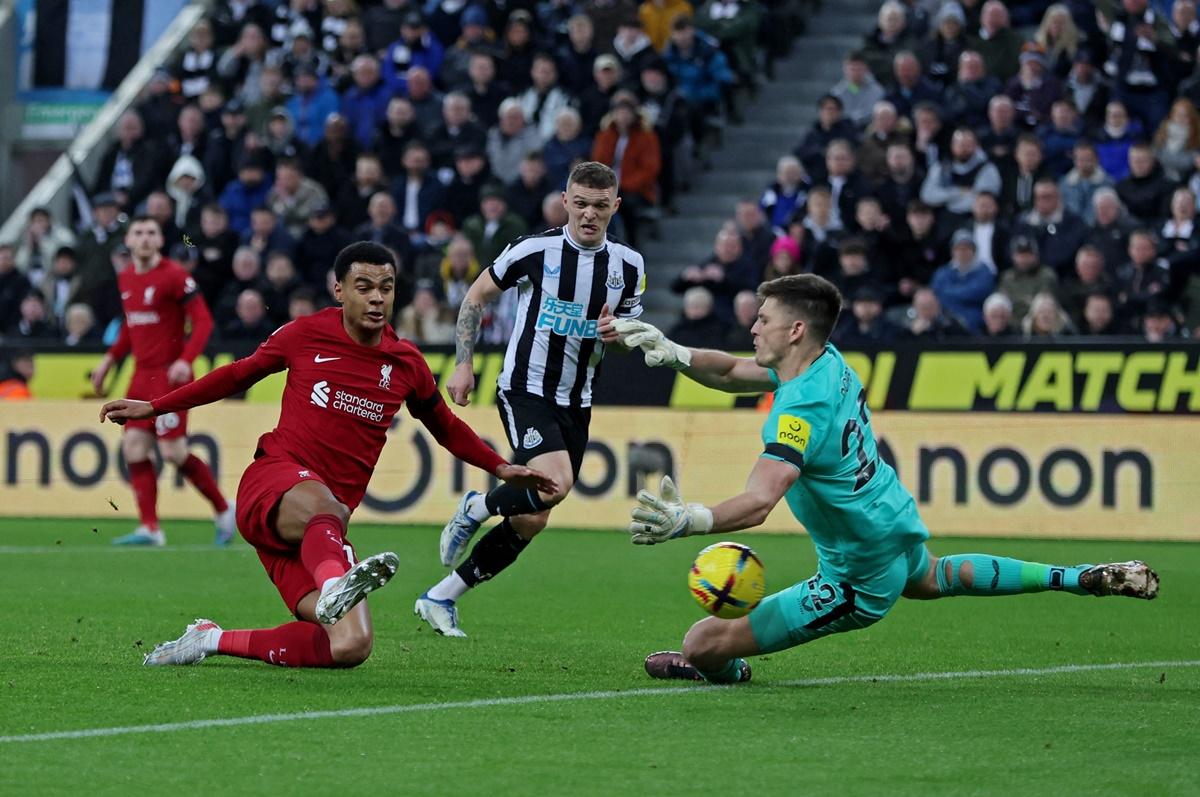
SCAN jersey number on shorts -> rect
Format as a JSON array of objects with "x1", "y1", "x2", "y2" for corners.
[{"x1": 840, "y1": 388, "x2": 877, "y2": 492}]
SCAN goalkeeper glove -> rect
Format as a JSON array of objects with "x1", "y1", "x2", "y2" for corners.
[
  {"x1": 627, "y1": 475, "x2": 713, "y2": 545},
  {"x1": 610, "y1": 319, "x2": 692, "y2": 370}
]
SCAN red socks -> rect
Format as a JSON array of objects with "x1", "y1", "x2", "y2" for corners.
[
  {"x1": 217, "y1": 622, "x2": 335, "y2": 667},
  {"x1": 127, "y1": 460, "x2": 159, "y2": 530},
  {"x1": 179, "y1": 454, "x2": 228, "y2": 513},
  {"x1": 300, "y1": 513, "x2": 351, "y2": 587}
]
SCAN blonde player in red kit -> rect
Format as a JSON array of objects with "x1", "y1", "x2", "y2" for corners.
[
  {"x1": 101, "y1": 242, "x2": 555, "y2": 669},
  {"x1": 91, "y1": 216, "x2": 235, "y2": 547}
]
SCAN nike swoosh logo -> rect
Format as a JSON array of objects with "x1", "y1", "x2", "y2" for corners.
[{"x1": 314, "y1": 355, "x2": 341, "y2": 363}]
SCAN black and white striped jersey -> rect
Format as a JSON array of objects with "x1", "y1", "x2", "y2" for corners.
[{"x1": 487, "y1": 227, "x2": 646, "y2": 407}]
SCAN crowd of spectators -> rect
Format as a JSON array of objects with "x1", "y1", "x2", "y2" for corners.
[
  {"x1": 667, "y1": 0, "x2": 1200, "y2": 348},
  {"x1": 1, "y1": 0, "x2": 811, "y2": 356}
]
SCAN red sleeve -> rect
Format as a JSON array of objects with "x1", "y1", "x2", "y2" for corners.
[
  {"x1": 180, "y1": 292, "x2": 214, "y2": 363},
  {"x1": 151, "y1": 321, "x2": 293, "y2": 413},
  {"x1": 405, "y1": 360, "x2": 506, "y2": 474},
  {"x1": 107, "y1": 322, "x2": 131, "y2": 360}
]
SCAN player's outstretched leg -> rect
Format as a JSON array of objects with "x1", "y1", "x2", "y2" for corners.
[
  {"x1": 645, "y1": 617, "x2": 755, "y2": 684},
  {"x1": 316, "y1": 551, "x2": 400, "y2": 624},
  {"x1": 144, "y1": 618, "x2": 341, "y2": 668},
  {"x1": 918, "y1": 554, "x2": 1159, "y2": 600}
]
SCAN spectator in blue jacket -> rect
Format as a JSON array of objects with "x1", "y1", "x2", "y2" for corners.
[
  {"x1": 218, "y1": 153, "x2": 274, "y2": 236},
  {"x1": 287, "y1": 64, "x2": 340, "y2": 148},
  {"x1": 381, "y1": 12, "x2": 446, "y2": 96},
  {"x1": 339, "y1": 55, "x2": 392, "y2": 150},
  {"x1": 931, "y1": 228, "x2": 996, "y2": 332},
  {"x1": 664, "y1": 15, "x2": 734, "y2": 147}
]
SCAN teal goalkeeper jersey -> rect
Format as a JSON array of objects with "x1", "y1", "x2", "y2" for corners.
[{"x1": 761, "y1": 344, "x2": 929, "y2": 582}]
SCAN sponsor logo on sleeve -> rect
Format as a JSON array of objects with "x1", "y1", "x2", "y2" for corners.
[{"x1": 775, "y1": 414, "x2": 811, "y2": 452}]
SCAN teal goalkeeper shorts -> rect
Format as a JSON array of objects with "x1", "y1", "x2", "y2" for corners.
[{"x1": 748, "y1": 544, "x2": 932, "y2": 655}]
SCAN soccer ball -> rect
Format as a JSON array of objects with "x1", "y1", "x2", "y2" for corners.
[{"x1": 688, "y1": 542, "x2": 766, "y2": 619}]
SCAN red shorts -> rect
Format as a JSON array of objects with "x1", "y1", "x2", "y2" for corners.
[
  {"x1": 236, "y1": 455, "x2": 357, "y2": 614},
  {"x1": 126, "y1": 369, "x2": 189, "y2": 440}
]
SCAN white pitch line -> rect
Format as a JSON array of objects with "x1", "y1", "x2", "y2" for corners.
[
  {"x1": 2, "y1": 659, "x2": 1195, "y2": 745},
  {"x1": 0, "y1": 545, "x2": 251, "y2": 554}
]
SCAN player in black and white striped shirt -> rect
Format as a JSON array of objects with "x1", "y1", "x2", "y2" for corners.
[{"x1": 416, "y1": 162, "x2": 646, "y2": 637}]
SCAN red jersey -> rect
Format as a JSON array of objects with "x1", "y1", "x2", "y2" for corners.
[
  {"x1": 107, "y1": 257, "x2": 213, "y2": 369},
  {"x1": 151, "y1": 308, "x2": 505, "y2": 510}
]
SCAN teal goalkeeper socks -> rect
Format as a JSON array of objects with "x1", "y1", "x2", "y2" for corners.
[
  {"x1": 697, "y1": 658, "x2": 749, "y2": 684},
  {"x1": 935, "y1": 554, "x2": 1088, "y2": 597}
]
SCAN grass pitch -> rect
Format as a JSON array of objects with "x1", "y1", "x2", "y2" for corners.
[{"x1": 1, "y1": 517, "x2": 1196, "y2": 796}]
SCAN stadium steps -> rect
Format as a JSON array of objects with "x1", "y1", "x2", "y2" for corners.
[{"x1": 640, "y1": 8, "x2": 879, "y2": 330}]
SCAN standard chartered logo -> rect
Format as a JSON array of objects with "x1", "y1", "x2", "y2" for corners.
[{"x1": 310, "y1": 380, "x2": 330, "y2": 408}]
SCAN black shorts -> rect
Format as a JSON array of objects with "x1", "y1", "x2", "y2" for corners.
[{"x1": 496, "y1": 390, "x2": 592, "y2": 478}]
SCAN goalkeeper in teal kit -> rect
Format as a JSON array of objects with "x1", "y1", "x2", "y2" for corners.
[{"x1": 599, "y1": 274, "x2": 1159, "y2": 684}]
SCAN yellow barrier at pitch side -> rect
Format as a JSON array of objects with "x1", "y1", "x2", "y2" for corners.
[{"x1": 0, "y1": 401, "x2": 1194, "y2": 540}]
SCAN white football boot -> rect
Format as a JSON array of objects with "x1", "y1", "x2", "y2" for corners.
[
  {"x1": 214, "y1": 502, "x2": 237, "y2": 547},
  {"x1": 414, "y1": 593, "x2": 467, "y2": 637},
  {"x1": 314, "y1": 552, "x2": 400, "y2": 625},
  {"x1": 439, "y1": 490, "x2": 484, "y2": 567},
  {"x1": 1079, "y1": 561, "x2": 1159, "y2": 599},
  {"x1": 143, "y1": 619, "x2": 221, "y2": 665},
  {"x1": 112, "y1": 526, "x2": 166, "y2": 547}
]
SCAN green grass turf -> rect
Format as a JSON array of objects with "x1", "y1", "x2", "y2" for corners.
[{"x1": 0, "y1": 517, "x2": 1196, "y2": 796}]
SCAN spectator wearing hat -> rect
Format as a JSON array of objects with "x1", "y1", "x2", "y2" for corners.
[
  {"x1": 1006, "y1": 46, "x2": 1064, "y2": 130},
  {"x1": 93, "y1": 110, "x2": 166, "y2": 213},
  {"x1": 294, "y1": 203, "x2": 352, "y2": 286},
  {"x1": 1019, "y1": 178, "x2": 1088, "y2": 276},
  {"x1": 1141, "y1": 295, "x2": 1185, "y2": 341},
  {"x1": 981, "y1": 291, "x2": 1015, "y2": 337},
  {"x1": 668, "y1": 286, "x2": 729, "y2": 348},
  {"x1": 968, "y1": 1, "x2": 1023, "y2": 82},
  {"x1": 763, "y1": 234, "x2": 802, "y2": 281},
  {"x1": 442, "y1": 145, "x2": 494, "y2": 226},
  {"x1": 498, "y1": 9, "x2": 538, "y2": 93},
  {"x1": 383, "y1": 12, "x2": 446, "y2": 94},
  {"x1": 1065, "y1": 48, "x2": 1110, "y2": 130},
  {"x1": 516, "y1": 55, "x2": 575, "y2": 145},
  {"x1": 262, "y1": 106, "x2": 308, "y2": 163},
  {"x1": 664, "y1": 14, "x2": 734, "y2": 148},
  {"x1": 162, "y1": 155, "x2": 209, "y2": 240},
  {"x1": 204, "y1": 99, "x2": 251, "y2": 196},
  {"x1": 829, "y1": 51, "x2": 886, "y2": 130},
  {"x1": 922, "y1": 2, "x2": 969, "y2": 88},
  {"x1": 592, "y1": 92, "x2": 662, "y2": 246},
  {"x1": 833, "y1": 284, "x2": 902, "y2": 347},
  {"x1": 487, "y1": 99, "x2": 543, "y2": 183},
  {"x1": 998, "y1": 234, "x2": 1059, "y2": 321},
  {"x1": 287, "y1": 64, "x2": 339, "y2": 149},
  {"x1": 931, "y1": 228, "x2": 995, "y2": 332},
  {"x1": 462, "y1": 183, "x2": 528, "y2": 268},
  {"x1": 440, "y1": 6, "x2": 502, "y2": 91},
  {"x1": 794, "y1": 95, "x2": 859, "y2": 184},
  {"x1": 579, "y1": 53, "x2": 627, "y2": 134},
  {"x1": 921, "y1": 127, "x2": 1002, "y2": 223},
  {"x1": 391, "y1": 142, "x2": 446, "y2": 237},
  {"x1": 1059, "y1": 140, "x2": 1114, "y2": 224},
  {"x1": 943, "y1": 51, "x2": 1001, "y2": 131},
  {"x1": 1060, "y1": 245, "x2": 1115, "y2": 327},
  {"x1": 543, "y1": 107, "x2": 594, "y2": 190},
  {"x1": 0, "y1": 244, "x2": 32, "y2": 328}
]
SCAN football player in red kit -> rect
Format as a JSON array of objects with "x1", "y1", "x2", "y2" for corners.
[
  {"x1": 90, "y1": 216, "x2": 235, "y2": 547},
  {"x1": 100, "y1": 242, "x2": 555, "y2": 669}
]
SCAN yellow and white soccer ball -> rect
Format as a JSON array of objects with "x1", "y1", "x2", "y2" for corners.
[{"x1": 688, "y1": 542, "x2": 766, "y2": 619}]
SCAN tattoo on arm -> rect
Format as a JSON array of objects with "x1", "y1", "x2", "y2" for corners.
[{"x1": 455, "y1": 300, "x2": 485, "y2": 365}]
